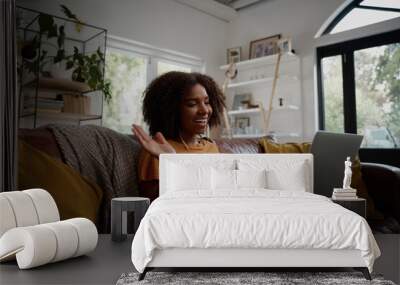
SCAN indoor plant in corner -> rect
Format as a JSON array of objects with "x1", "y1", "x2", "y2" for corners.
[{"x1": 19, "y1": 5, "x2": 111, "y2": 115}]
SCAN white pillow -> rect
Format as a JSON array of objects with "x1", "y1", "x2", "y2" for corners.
[
  {"x1": 211, "y1": 168, "x2": 236, "y2": 190},
  {"x1": 237, "y1": 169, "x2": 267, "y2": 189},
  {"x1": 266, "y1": 161, "x2": 307, "y2": 191},
  {"x1": 167, "y1": 162, "x2": 212, "y2": 191}
]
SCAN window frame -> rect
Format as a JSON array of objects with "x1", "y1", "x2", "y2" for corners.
[
  {"x1": 316, "y1": 28, "x2": 400, "y2": 134},
  {"x1": 103, "y1": 35, "x2": 205, "y2": 131},
  {"x1": 322, "y1": 0, "x2": 400, "y2": 36},
  {"x1": 107, "y1": 35, "x2": 205, "y2": 84}
]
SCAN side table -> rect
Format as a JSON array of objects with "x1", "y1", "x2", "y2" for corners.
[
  {"x1": 111, "y1": 197, "x2": 150, "y2": 242},
  {"x1": 331, "y1": 197, "x2": 366, "y2": 218}
]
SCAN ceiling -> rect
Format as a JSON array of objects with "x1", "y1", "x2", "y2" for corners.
[{"x1": 214, "y1": 0, "x2": 268, "y2": 10}]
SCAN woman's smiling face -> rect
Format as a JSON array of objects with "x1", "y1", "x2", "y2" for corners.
[{"x1": 180, "y1": 83, "x2": 213, "y2": 136}]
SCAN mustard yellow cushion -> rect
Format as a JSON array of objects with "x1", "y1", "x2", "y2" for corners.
[
  {"x1": 258, "y1": 138, "x2": 383, "y2": 220},
  {"x1": 259, "y1": 139, "x2": 311, "y2": 153},
  {"x1": 18, "y1": 140, "x2": 103, "y2": 224}
]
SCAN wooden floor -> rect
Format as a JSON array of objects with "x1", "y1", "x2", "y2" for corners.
[
  {"x1": 0, "y1": 234, "x2": 398, "y2": 285},
  {"x1": 0, "y1": 235, "x2": 134, "y2": 285}
]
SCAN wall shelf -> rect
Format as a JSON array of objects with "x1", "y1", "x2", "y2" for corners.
[
  {"x1": 220, "y1": 50, "x2": 303, "y2": 142},
  {"x1": 24, "y1": 77, "x2": 92, "y2": 94},
  {"x1": 272, "y1": 105, "x2": 300, "y2": 111},
  {"x1": 35, "y1": 110, "x2": 102, "y2": 122},
  {"x1": 17, "y1": 6, "x2": 106, "y2": 129},
  {"x1": 228, "y1": 108, "x2": 262, "y2": 116},
  {"x1": 220, "y1": 52, "x2": 298, "y2": 71},
  {"x1": 227, "y1": 75, "x2": 298, "y2": 89}
]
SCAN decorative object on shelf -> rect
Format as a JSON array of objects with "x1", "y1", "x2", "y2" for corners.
[
  {"x1": 232, "y1": 93, "x2": 252, "y2": 110},
  {"x1": 67, "y1": 47, "x2": 111, "y2": 102},
  {"x1": 331, "y1": 157, "x2": 358, "y2": 200},
  {"x1": 224, "y1": 62, "x2": 238, "y2": 80},
  {"x1": 249, "y1": 34, "x2": 281, "y2": 59},
  {"x1": 234, "y1": 117, "x2": 250, "y2": 134},
  {"x1": 277, "y1": 38, "x2": 292, "y2": 54},
  {"x1": 18, "y1": 5, "x2": 80, "y2": 77},
  {"x1": 17, "y1": 6, "x2": 108, "y2": 128},
  {"x1": 63, "y1": 94, "x2": 91, "y2": 114},
  {"x1": 227, "y1": 47, "x2": 241, "y2": 64},
  {"x1": 343, "y1": 157, "x2": 354, "y2": 189},
  {"x1": 278, "y1": 97, "x2": 284, "y2": 107},
  {"x1": 219, "y1": 51, "x2": 302, "y2": 141}
]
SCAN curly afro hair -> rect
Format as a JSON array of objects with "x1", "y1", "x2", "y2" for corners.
[{"x1": 142, "y1": 71, "x2": 225, "y2": 139}]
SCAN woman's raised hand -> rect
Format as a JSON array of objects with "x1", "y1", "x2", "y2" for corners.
[{"x1": 131, "y1": 124, "x2": 176, "y2": 157}]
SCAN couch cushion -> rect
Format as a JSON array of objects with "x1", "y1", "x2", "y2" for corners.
[
  {"x1": 215, "y1": 138, "x2": 263, "y2": 153},
  {"x1": 259, "y1": 139, "x2": 311, "y2": 153},
  {"x1": 19, "y1": 128, "x2": 63, "y2": 161},
  {"x1": 18, "y1": 141, "x2": 103, "y2": 224}
]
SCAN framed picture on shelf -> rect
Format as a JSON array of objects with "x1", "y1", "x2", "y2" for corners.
[
  {"x1": 277, "y1": 38, "x2": 292, "y2": 54},
  {"x1": 235, "y1": 117, "x2": 250, "y2": 130},
  {"x1": 232, "y1": 93, "x2": 251, "y2": 110},
  {"x1": 227, "y1": 47, "x2": 241, "y2": 64},
  {"x1": 249, "y1": 34, "x2": 281, "y2": 59}
]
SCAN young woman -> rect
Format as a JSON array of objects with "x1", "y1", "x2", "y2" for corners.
[{"x1": 132, "y1": 71, "x2": 225, "y2": 200}]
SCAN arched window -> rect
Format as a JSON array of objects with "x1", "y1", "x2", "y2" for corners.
[
  {"x1": 316, "y1": 0, "x2": 400, "y2": 166},
  {"x1": 321, "y1": 0, "x2": 400, "y2": 35}
]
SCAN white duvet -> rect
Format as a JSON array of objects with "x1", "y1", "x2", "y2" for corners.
[{"x1": 131, "y1": 190, "x2": 380, "y2": 273}]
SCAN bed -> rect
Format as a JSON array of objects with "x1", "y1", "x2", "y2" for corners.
[{"x1": 131, "y1": 154, "x2": 380, "y2": 280}]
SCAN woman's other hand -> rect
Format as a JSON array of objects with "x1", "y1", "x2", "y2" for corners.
[{"x1": 131, "y1": 124, "x2": 176, "y2": 157}]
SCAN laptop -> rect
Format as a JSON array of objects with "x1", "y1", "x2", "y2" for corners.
[{"x1": 311, "y1": 131, "x2": 363, "y2": 198}]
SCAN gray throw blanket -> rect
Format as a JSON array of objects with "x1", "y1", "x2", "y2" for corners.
[{"x1": 48, "y1": 124, "x2": 141, "y2": 233}]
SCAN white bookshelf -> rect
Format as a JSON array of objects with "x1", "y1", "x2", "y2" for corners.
[
  {"x1": 227, "y1": 108, "x2": 262, "y2": 116},
  {"x1": 220, "y1": 52, "x2": 298, "y2": 71},
  {"x1": 220, "y1": 52, "x2": 303, "y2": 143},
  {"x1": 227, "y1": 75, "x2": 298, "y2": 89}
]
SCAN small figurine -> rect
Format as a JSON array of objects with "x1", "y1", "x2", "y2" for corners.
[{"x1": 342, "y1": 157, "x2": 353, "y2": 189}]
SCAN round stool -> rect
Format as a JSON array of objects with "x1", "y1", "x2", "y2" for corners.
[{"x1": 111, "y1": 197, "x2": 150, "y2": 242}]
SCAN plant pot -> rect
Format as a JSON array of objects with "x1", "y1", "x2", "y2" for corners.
[{"x1": 49, "y1": 61, "x2": 74, "y2": 80}]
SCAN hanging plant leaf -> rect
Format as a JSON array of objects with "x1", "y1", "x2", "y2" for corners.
[
  {"x1": 54, "y1": 49, "x2": 65, "y2": 63},
  {"x1": 21, "y1": 37, "x2": 39, "y2": 60},
  {"x1": 61, "y1": 5, "x2": 78, "y2": 21},
  {"x1": 66, "y1": 60, "x2": 74, "y2": 70},
  {"x1": 38, "y1": 14, "x2": 54, "y2": 32},
  {"x1": 47, "y1": 24, "x2": 58, "y2": 38},
  {"x1": 57, "y1": 25, "x2": 65, "y2": 48}
]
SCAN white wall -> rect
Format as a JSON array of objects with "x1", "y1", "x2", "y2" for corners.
[
  {"x1": 18, "y1": 0, "x2": 352, "y2": 140},
  {"x1": 17, "y1": 0, "x2": 229, "y2": 81},
  {"x1": 226, "y1": 0, "x2": 345, "y2": 140}
]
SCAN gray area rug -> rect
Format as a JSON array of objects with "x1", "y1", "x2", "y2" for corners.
[{"x1": 116, "y1": 271, "x2": 396, "y2": 285}]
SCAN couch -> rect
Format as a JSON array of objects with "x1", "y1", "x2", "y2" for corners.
[{"x1": 18, "y1": 127, "x2": 400, "y2": 233}]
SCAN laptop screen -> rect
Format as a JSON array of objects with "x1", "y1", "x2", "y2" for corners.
[{"x1": 311, "y1": 131, "x2": 363, "y2": 197}]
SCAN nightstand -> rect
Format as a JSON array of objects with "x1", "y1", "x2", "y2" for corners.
[{"x1": 331, "y1": 197, "x2": 366, "y2": 218}]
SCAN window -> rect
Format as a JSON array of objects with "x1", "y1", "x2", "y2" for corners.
[
  {"x1": 317, "y1": 30, "x2": 400, "y2": 149},
  {"x1": 103, "y1": 36, "x2": 204, "y2": 133},
  {"x1": 321, "y1": 55, "x2": 344, "y2": 133},
  {"x1": 354, "y1": 43, "x2": 400, "y2": 148},
  {"x1": 322, "y1": 0, "x2": 400, "y2": 35},
  {"x1": 103, "y1": 49, "x2": 147, "y2": 133},
  {"x1": 157, "y1": 61, "x2": 191, "y2": 76},
  {"x1": 331, "y1": 8, "x2": 400, "y2": 34}
]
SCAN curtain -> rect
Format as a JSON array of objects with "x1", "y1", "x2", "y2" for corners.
[{"x1": 0, "y1": 0, "x2": 18, "y2": 192}]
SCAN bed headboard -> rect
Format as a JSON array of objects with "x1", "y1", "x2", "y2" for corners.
[{"x1": 159, "y1": 153, "x2": 313, "y2": 195}]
